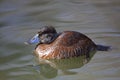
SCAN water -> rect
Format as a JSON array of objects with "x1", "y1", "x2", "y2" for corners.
[{"x1": 0, "y1": 0, "x2": 120, "y2": 80}]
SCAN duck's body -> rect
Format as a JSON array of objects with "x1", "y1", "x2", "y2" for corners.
[
  {"x1": 35, "y1": 31, "x2": 96, "y2": 59},
  {"x1": 27, "y1": 26, "x2": 110, "y2": 59}
]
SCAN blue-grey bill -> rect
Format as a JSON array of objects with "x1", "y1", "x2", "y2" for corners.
[{"x1": 24, "y1": 34, "x2": 40, "y2": 45}]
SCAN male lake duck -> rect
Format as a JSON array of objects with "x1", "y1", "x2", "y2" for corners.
[{"x1": 26, "y1": 26, "x2": 110, "y2": 59}]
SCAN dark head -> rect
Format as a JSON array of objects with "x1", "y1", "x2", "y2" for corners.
[{"x1": 27, "y1": 26, "x2": 58, "y2": 44}]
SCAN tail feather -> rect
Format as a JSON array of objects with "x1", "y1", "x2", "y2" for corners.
[{"x1": 96, "y1": 44, "x2": 111, "y2": 51}]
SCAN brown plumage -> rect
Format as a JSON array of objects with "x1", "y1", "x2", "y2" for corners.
[
  {"x1": 27, "y1": 26, "x2": 110, "y2": 59},
  {"x1": 35, "y1": 31, "x2": 96, "y2": 59}
]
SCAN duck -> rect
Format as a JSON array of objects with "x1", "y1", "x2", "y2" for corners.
[{"x1": 26, "y1": 26, "x2": 110, "y2": 59}]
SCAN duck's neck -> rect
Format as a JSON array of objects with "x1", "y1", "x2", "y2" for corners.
[{"x1": 51, "y1": 33, "x2": 60, "y2": 42}]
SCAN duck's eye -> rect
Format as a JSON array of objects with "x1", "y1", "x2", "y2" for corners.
[
  {"x1": 40, "y1": 34, "x2": 53, "y2": 40},
  {"x1": 40, "y1": 34, "x2": 47, "y2": 39},
  {"x1": 43, "y1": 34, "x2": 50, "y2": 38},
  {"x1": 46, "y1": 34, "x2": 50, "y2": 38}
]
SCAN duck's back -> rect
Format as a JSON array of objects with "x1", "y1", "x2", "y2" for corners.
[{"x1": 35, "y1": 31, "x2": 96, "y2": 59}]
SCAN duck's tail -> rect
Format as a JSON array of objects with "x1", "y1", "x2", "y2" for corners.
[{"x1": 96, "y1": 44, "x2": 112, "y2": 51}]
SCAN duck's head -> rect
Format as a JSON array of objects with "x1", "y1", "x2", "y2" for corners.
[{"x1": 26, "y1": 26, "x2": 58, "y2": 45}]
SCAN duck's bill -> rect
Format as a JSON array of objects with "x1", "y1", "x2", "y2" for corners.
[{"x1": 25, "y1": 34, "x2": 40, "y2": 45}]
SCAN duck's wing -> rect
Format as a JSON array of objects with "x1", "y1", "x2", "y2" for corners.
[
  {"x1": 56, "y1": 31, "x2": 94, "y2": 46},
  {"x1": 52, "y1": 31, "x2": 96, "y2": 59}
]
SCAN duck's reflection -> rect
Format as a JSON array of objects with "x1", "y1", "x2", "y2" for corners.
[{"x1": 33, "y1": 51, "x2": 96, "y2": 79}]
